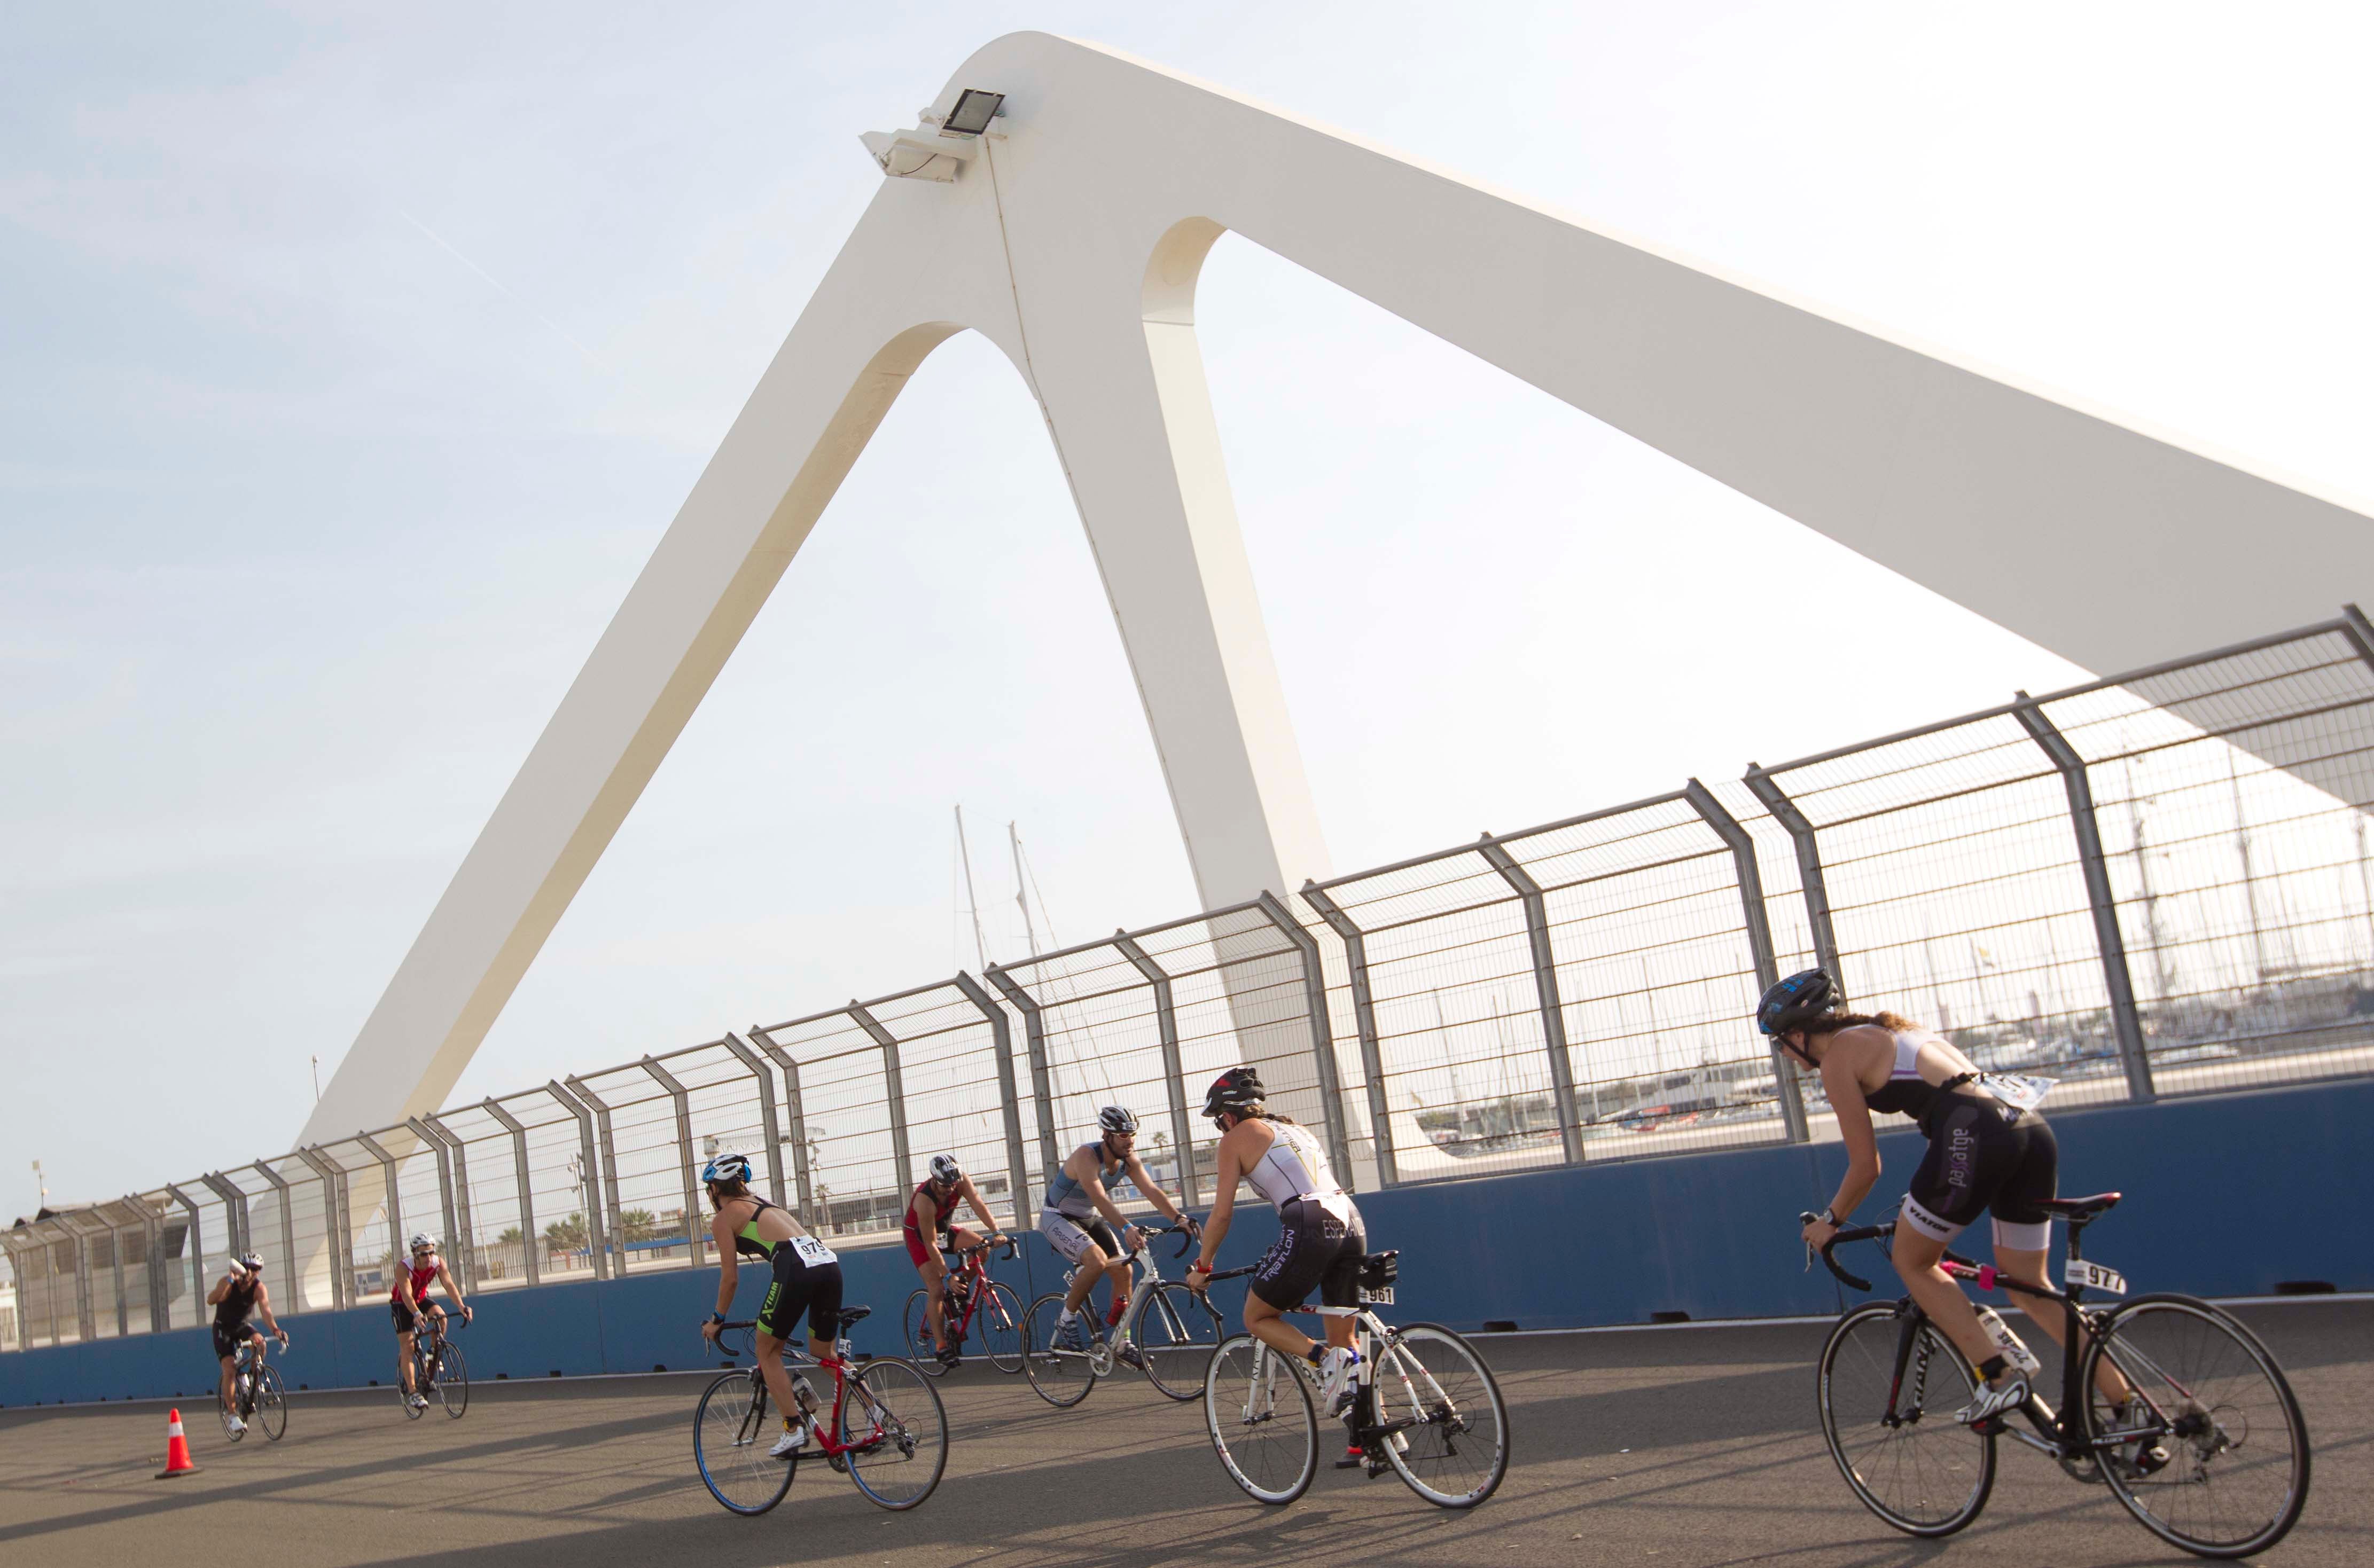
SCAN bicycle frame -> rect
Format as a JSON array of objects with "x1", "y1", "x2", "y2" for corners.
[
  {"x1": 1821, "y1": 1209, "x2": 2178, "y2": 1472},
  {"x1": 721, "y1": 1328, "x2": 897, "y2": 1462},
  {"x1": 933, "y1": 1241, "x2": 1013, "y2": 1343},
  {"x1": 1235, "y1": 1303, "x2": 1462, "y2": 1461}
]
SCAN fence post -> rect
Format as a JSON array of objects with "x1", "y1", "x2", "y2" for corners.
[
  {"x1": 1474, "y1": 837, "x2": 1587, "y2": 1165},
  {"x1": 299, "y1": 1148, "x2": 356, "y2": 1308},
  {"x1": 1255, "y1": 891, "x2": 1357, "y2": 1185},
  {"x1": 52, "y1": 1211, "x2": 99, "y2": 1341},
  {"x1": 954, "y1": 971, "x2": 1035, "y2": 1224},
  {"x1": 561, "y1": 1078, "x2": 626, "y2": 1273},
  {"x1": 1685, "y1": 778, "x2": 1811, "y2": 1143},
  {"x1": 247, "y1": 1163, "x2": 298, "y2": 1311},
  {"x1": 403, "y1": 1121, "x2": 463, "y2": 1286},
  {"x1": 164, "y1": 1182, "x2": 207, "y2": 1321},
  {"x1": 352, "y1": 1131, "x2": 405, "y2": 1267},
  {"x1": 199, "y1": 1171, "x2": 252, "y2": 1259},
  {"x1": 1300, "y1": 882, "x2": 1397, "y2": 1188},
  {"x1": 985, "y1": 967, "x2": 1065, "y2": 1186},
  {"x1": 719, "y1": 1034, "x2": 787, "y2": 1208},
  {"x1": 421, "y1": 1116, "x2": 478, "y2": 1293},
  {"x1": 848, "y1": 1002, "x2": 915, "y2": 1196},
  {"x1": 2339, "y1": 602, "x2": 2374, "y2": 667},
  {"x1": 635, "y1": 1058, "x2": 705, "y2": 1270},
  {"x1": 0, "y1": 1235, "x2": 23, "y2": 1349},
  {"x1": 742, "y1": 1033, "x2": 816, "y2": 1232},
  {"x1": 479, "y1": 1100, "x2": 541, "y2": 1287},
  {"x1": 2013, "y1": 693, "x2": 2156, "y2": 1103},
  {"x1": 541, "y1": 1086, "x2": 609, "y2": 1281},
  {"x1": 1742, "y1": 766, "x2": 1847, "y2": 990},
  {"x1": 119, "y1": 1193, "x2": 167, "y2": 1333},
  {"x1": 1112, "y1": 933, "x2": 1201, "y2": 1208}
]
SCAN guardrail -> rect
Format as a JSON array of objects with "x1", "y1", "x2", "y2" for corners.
[{"x1": 10, "y1": 607, "x2": 2374, "y2": 1351}]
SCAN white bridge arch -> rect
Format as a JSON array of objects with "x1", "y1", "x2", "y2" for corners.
[{"x1": 304, "y1": 31, "x2": 2374, "y2": 1145}]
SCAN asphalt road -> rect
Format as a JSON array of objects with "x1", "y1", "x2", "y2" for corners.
[{"x1": 2, "y1": 1302, "x2": 2365, "y2": 1567}]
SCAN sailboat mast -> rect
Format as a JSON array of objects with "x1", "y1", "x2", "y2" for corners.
[
  {"x1": 955, "y1": 805, "x2": 991, "y2": 972},
  {"x1": 1010, "y1": 821, "x2": 1041, "y2": 956}
]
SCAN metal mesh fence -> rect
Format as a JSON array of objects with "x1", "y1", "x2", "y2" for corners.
[{"x1": 19, "y1": 609, "x2": 2374, "y2": 1351}]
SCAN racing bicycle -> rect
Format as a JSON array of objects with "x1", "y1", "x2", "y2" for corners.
[
  {"x1": 1806, "y1": 1191, "x2": 2309, "y2": 1559},
  {"x1": 902, "y1": 1237, "x2": 1024, "y2": 1375},
  {"x1": 1021, "y1": 1220, "x2": 1225, "y2": 1406},
  {"x1": 693, "y1": 1306, "x2": 948, "y2": 1516},
  {"x1": 218, "y1": 1333, "x2": 289, "y2": 1442},
  {"x1": 1200, "y1": 1250, "x2": 1509, "y2": 1509},
  {"x1": 401, "y1": 1311, "x2": 468, "y2": 1420}
]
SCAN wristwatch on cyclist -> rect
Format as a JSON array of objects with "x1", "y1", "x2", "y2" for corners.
[
  {"x1": 1188, "y1": 1259, "x2": 1212, "y2": 1276},
  {"x1": 706, "y1": 1311, "x2": 726, "y2": 1325},
  {"x1": 1814, "y1": 1207, "x2": 1839, "y2": 1227}
]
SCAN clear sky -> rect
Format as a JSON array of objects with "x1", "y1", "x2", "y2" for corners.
[{"x1": 6, "y1": 2, "x2": 2371, "y2": 1222}]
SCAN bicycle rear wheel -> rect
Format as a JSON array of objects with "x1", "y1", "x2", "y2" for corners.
[
  {"x1": 255, "y1": 1366, "x2": 288, "y2": 1441},
  {"x1": 1817, "y1": 1301, "x2": 1994, "y2": 1536},
  {"x1": 978, "y1": 1281, "x2": 1025, "y2": 1373},
  {"x1": 693, "y1": 1369, "x2": 796, "y2": 1515},
  {"x1": 1134, "y1": 1282, "x2": 1223, "y2": 1402},
  {"x1": 841, "y1": 1358, "x2": 949, "y2": 1510},
  {"x1": 1021, "y1": 1293, "x2": 1096, "y2": 1407},
  {"x1": 2083, "y1": 1295, "x2": 2310, "y2": 1558},
  {"x1": 1204, "y1": 1334, "x2": 1317, "y2": 1504},
  {"x1": 1373, "y1": 1322, "x2": 1509, "y2": 1508},
  {"x1": 435, "y1": 1344, "x2": 469, "y2": 1418},
  {"x1": 901, "y1": 1289, "x2": 949, "y2": 1376}
]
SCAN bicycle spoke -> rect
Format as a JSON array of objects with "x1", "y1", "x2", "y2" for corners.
[
  {"x1": 1021, "y1": 1294, "x2": 1096, "y2": 1407},
  {"x1": 842, "y1": 1359, "x2": 948, "y2": 1511},
  {"x1": 1203, "y1": 1336, "x2": 1316, "y2": 1504},
  {"x1": 1135, "y1": 1282, "x2": 1221, "y2": 1402},
  {"x1": 1375, "y1": 1324, "x2": 1509, "y2": 1508},
  {"x1": 1818, "y1": 1303, "x2": 1993, "y2": 1536},
  {"x1": 694, "y1": 1371, "x2": 796, "y2": 1515}
]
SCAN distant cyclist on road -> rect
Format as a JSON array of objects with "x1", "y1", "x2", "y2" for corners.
[
  {"x1": 903, "y1": 1153, "x2": 1009, "y2": 1366},
  {"x1": 209, "y1": 1251, "x2": 286, "y2": 1435},
  {"x1": 1038, "y1": 1106, "x2": 1196, "y2": 1354},
  {"x1": 1187, "y1": 1067, "x2": 1365, "y2": 1422},
  {"x1": 1761, "y1": 969, "x2": 2130, "y2": 1428},
  {"x1": 392, "y1": 1233, "x2": 471, "y2": 1413},
  {"x1": 698, "y1": 1151, "x2": 845, "y2": 1459}
]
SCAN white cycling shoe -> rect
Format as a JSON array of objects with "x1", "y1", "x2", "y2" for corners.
[
  {"x1": 224, "y1": 1414, "x2": 247, "y2": 1434},
  {"x1": 406, "y1": 1393, "x2": 429, "y2": 1412},
  {"x1": 1316, "y1": 1347, "x2": 1363, "y2": 1416},
  {"x1": 1955, "y1": 1376, "x2": 2028, "y2": 1426},
  {"x1": 769, "y1": 1424, "x2": 808, "y2": 1460}
]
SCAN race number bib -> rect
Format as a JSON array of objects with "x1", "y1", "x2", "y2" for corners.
[
  {"x1": 2064, "y1": 1258, "x2": 2126, "y2": 1295},
  {"x1": 790, "y1": 1235, "x2": 838, "y2": 1267},
  {"x1": 1978, "y1": 1073, "x2": 2055, "y2": 1116}
]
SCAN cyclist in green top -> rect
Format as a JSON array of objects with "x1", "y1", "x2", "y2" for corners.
[{"x1": 696, "y1": 1152, "x2": 845, "y2": 1459}]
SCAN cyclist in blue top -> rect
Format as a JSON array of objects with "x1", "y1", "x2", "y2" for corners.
[{"x1": 1036, "y1": 1106, "x2": 1196, "y2": 1352}]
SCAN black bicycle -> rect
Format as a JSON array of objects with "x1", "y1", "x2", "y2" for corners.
[
  {"x1": 402, "y1": 1311, "x2": 469, "y2": 1420},
  {"x1": 1807, "y1": 1191, "x2": 2309, "y2": 1558},
  {"x1": 220, "y1": 1334, "x2": 289, "y2": 1442}
]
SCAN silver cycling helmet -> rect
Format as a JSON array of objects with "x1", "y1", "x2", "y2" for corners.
[
  {"x1": 928, "y1": 1153, "x2": 963, "y2": 1185},
  {"x1": 1097, "y1": 1105, "x2": 1138, "y2": 1136},
  {"x1": 408, "y1": 1233, "x2": 436, "y2": 1254}
]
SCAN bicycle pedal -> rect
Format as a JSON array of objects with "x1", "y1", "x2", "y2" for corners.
[{"x1": 1333, "y1": 1448, "x2": 1364, "y2": 1471}]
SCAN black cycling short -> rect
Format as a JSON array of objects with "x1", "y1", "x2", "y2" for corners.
[
  {"x1": 212, "y1": 1320, "x2": 262, "y2": 1361},
  {"x1": 1250, "y1": 1196, "x2": 1366, "y2": 1313},
  {"x1": 391, "y1": 1299, "x2": 442, "y2": 1335},
  {"x1": 1902, "y1": 1096, "x2": 2058, "y2": 1250},
  {"x1": 755, "y1": 1242, "x2": 845, "y2": 1344}
]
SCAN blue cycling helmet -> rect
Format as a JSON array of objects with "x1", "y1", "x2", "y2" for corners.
[
  {"x1": 1756, "y1": 969, "x2": 1839, "y2": 1036},
  {"x1": 701, "y1": 1151, "x2": 753, "y2": 1185}
]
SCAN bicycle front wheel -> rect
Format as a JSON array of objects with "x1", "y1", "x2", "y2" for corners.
[
  {"x1": 841, "y1": 1358, "x2": 949, "y2": 1511},
  {"x1": 1022, "y1": 1293, "x2": 1096, "y2": 1407},
  {"x1": 902, "y1": 1289, "x2": 948, "y2": 1376},
  {"x1": 1817, "y1": 1302, "x2": 1994, "y2": 1536},
  {"x1": 1373, "y1": 1322, "x2": 1509, "y2": 1508},
  {"x1": 1134, "y1": 1281, "x2": 1223, "y2": 1402},
  {"x1": 978, "y1": 1281, "x2": 1025, "y2": 1373},
  {"x1": 436, "y1": 1344, "x2": 469, "y2": 1418},
  {"x1": 255, "y1": 1366, "x2": 288, "y2": 1441},
  {"x1": 693, "y1": 1370, "x2": 795, "y2": 1516},
  {"x1": 219, "y1": 1388, "x2": 248, "y2": 1441},
  {"x1": 2084, "y1": 1294, "x2": 2310, "y2": 1559},
  {"x1": 1204, "y1": 1334, "x2": 1317, "y2": 1504},
  {"x1": 400, "y1": 1362, "x2": 426, "y2": 1421}
]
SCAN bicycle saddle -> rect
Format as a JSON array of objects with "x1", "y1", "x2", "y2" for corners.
[
  {"x1": 832, "y1": 1306, "x2": 872, "y2": 1328},
  {"x1": 2035, "y1": 1191, "x2": 2121, "y2": 1220}
]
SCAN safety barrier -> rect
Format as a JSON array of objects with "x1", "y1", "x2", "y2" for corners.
[{"x1": 9, "y1": 608, "x2": 2374, "y2": 1360}]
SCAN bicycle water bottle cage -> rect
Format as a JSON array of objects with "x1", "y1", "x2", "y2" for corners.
[{"x1": 1358, "y1": 1251, "x2": 1400, "y2": 1291}]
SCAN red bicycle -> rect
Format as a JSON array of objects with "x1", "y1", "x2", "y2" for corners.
[
  {"x1": 693, "y1": 1306, "x2": 948, "y2": 1516},
  {"x1": 902, "y1": 1238, "x2": 1025, "y2": 1375}
]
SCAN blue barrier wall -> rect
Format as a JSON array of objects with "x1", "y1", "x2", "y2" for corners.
[{"x1": 7, "y1": 1077, "x2": 2366, "y2": 1406}]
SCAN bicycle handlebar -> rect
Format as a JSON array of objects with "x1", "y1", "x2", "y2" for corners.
[{"x1": 1800, "y1": 1212, "x2": 1986, "y2": 1293}]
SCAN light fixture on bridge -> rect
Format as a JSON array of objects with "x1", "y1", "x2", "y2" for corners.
[{"x1": 939, "y1": 89, "x2": 1005, "y2": 137}]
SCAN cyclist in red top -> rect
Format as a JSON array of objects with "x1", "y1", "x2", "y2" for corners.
[
  {"x1": 904, "y1": 1154, "x2": 1008, "y2": 1362},
  {"x1": 391, "y1": 1232, "x2": 470, "y2": 1413}
]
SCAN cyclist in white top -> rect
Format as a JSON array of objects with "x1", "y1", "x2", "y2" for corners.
[{"x1": 1188, "y1": 1066, "x2": 1366, "y2": 1418}]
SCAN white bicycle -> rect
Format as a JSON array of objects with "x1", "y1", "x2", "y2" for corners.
[
  {"x1": 1022, "y1": 1221, "x2": 1225, "y2": 1406},
  {"x1": 1200, "y1": 1250, "x2": 1508, "y2": 1508}
]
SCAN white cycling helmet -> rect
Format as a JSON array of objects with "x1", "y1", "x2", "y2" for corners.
[
  {"x1": 408, "y1": 1233, "x2": 436, "y2": 1254},
  {"x1": 928, "y1": 1154, "x2": 963, "y2": 1185},
  {"x1": 1098, "y1": 1105, "x2": 1138, "y2": 1136}
]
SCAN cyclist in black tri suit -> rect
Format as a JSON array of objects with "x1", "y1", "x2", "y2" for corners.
[
  {"x1": 697, "y1": 1151, "x2": 845, "y2": 1459},
  {"x1": 207, "y1": 1251, "x2": 286, "y2": 1436},
  {"x1": 1760, "y1": 970, "x2": 2135, "y2": 1425}
]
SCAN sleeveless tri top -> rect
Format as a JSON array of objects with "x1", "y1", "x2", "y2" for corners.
[
  {"x1": 729, "y1": 1195, "x2": 793, "y2": 1260},
  {"x1": 1042, "y1": 1142, "x2": 1128, "y2": 1221},
  {"x1": 1862, "y1": 1031, "x2": 1953, "y2": 1120},
  {"x1": 1241, "y1": 1121, "x2": 1346, "y2": 1211}
]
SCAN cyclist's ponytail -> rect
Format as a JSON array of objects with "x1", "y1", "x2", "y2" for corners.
[{"x1": 1802, "y1": 1010, "x2": 1919, "y2": 1038}]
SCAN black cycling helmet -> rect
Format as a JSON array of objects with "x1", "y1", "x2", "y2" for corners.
[
  {"x1": 1202, "y1": 1065, "x2": 1264, "y2": 1120},
  {"x1": 1756, "y1": 968, "x2": 1840, "y2": 1037},
  {"x1": 1097, "y1": 1106, "x2": 1138, "y2": 1136}
]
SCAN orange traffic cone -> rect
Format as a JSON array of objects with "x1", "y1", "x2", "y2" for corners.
[{"x1": 155, "y1": 1408, "x2": 200, "y2": 1479}]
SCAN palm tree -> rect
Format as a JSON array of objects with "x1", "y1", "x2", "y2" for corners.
[
  {"x1": 544, "y1": 1213, "x2": 588, "y2": 1254},
  {"x1": 619, "y1": 1208, "x2": 659, "y2": 1243}
]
